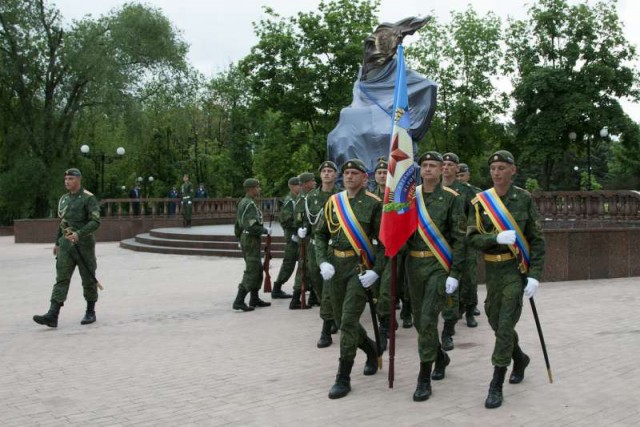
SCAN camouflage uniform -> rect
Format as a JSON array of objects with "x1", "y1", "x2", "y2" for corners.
[
  {"x1": 273, "y1": 188, "x2": 299, "y2": 291},
  {"x1": 181, "y1": 179, "x2": 194, "y2": 227}
]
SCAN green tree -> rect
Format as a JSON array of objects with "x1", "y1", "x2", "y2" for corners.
[
  {"x1": 0, "y1": 0, "x2": 187, "y2": 221},
  {"x1": 505, "y1": 0, "x2": 639, "y2": 190}
]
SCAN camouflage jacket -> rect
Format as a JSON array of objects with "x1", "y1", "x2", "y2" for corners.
[{"x1": 56, "y1": 187, "x2": 100, "y2": 244}]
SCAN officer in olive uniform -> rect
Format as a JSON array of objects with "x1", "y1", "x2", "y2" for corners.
[
  {"x1": 290, "y1": 172, "x2": 317, "y2": 309},
  {"x1": 233, "y1": 178, "x2": 272, "y2": 312},
  {"x1": 33, "y1": 168, "x2": 101, "y2": 328},
  {"x1": 305, "y1": 161, "x2": 340, "y2": 348},
  {"x1": 441, "y1": 152, "x2": 482, "y2": 350},
  {"x1": 181, "y1": 174, "x2": 194, "y2": 227},
  {"x1": 406, "y1": 152, "x2": 466, "y2": 402},
  {"x1": 315, "y1": 159, "x2": 386, "y2": 399},
  {"x1": 457, "y1": 163, "x2": 472, "y2": 184},
  {"x1": 271, "y1": 176, "x2": 301, "y2": 299},
  {"x1": 467, "y1": 150, "x2": 545, "y2": 409}
]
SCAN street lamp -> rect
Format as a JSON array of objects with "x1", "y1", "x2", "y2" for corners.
[
  {"x1": 573, "y1": 165, "x2": 580, "y2": 190},
  {"x1": 80, "y1": 145, "x2": 125, "y2": 195},
  {"x1": 568, "y1": 127, "x2": 607, "y2": 191}
]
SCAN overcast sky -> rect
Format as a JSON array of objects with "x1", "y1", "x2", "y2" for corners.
[{"x1": 52, "y1": 0, "x2": 640, "y2": 121}]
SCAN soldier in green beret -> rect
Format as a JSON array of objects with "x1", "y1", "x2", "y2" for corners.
[
  {"x1": 304, "y1": 161, "x2": 340, "y2": 348},
  {"x1": 233, "y1": 178, "x2": 272, "y2": 311},
  {"x1": 467, "y1": 150, "x2": 545, "y2": 408},
  {"x1": 457, "y1": 163, "x2": 471, "y2": 183},
  {"x1": 315, "y1": 158, "x2": 386, "y2": 399},
  {"x1": 406, "y1": 151, "x2": 466, "y2": 402},
  {"x1": 373, "y1": 158, "x2": 388, "y2": 199},
  {"x1": 180, "y1": 174, "x2": 194, "y2": 227},
  {"x1": 289, "y1": 172, "x2": 317, "y2": 309},
  {"x1": 271, "y1": 177, "x2": 301, "y2": 299},
  {"x1": 440, "y1": 152, "x2": 482, "y2": 350},
  {"x1": 33, "y1": 168, "x2": 101, "y2": 328}
]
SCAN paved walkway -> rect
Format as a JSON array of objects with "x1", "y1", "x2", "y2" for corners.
[{"x1": 1, "y1": 235, "x2": 639, "y2": 426}]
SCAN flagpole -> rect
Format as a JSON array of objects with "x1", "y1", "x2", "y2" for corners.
[{"x1": 388, "y1": 255, "x2": 397, "y2": 388}]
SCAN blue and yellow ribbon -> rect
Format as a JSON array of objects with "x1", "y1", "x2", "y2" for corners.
[
  {"x1": 330, "y1": 191, "x2": 375, "y2": 268},
  {"x1": 415, "y1": 186, "x2": 452, "y2": 272},
  {"x1": 476, "y1": 188, "x2": 530, "y2": 273}
]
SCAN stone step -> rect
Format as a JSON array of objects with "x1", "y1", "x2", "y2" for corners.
[
  {"x1": 120, "y1": 238, "x2": 286, "y2": 258},
  {"x1": 135, "y1": 233, "x2": 286, "y2": 251}
]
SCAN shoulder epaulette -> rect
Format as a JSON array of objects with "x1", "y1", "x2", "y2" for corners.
[
  {"x1": 365, "y1": 191, "x2": 382, "y2": 202},
  {"x1": 83, "y1": 189, "x2": 94, "y2": 196},
  {"x1": 471, "y1": 196, "x2": 479, "y2": 205},
  {"x1": 443, "y1": 186, "x2": 459, "y2": 196},
  {"x1": 513, "y1": 186, "x2": 531, "y2": 196}
]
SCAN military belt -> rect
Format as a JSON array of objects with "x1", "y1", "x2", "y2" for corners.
[
  {"x1": 332, "y1": 249, "x2": 357, "y2": 258},
  {"x1": 484, "y1": 252, "x2": 515, "y2": 262},
  {"x1": 409, "y1": 250, "x2": 434, "y2": 258}
]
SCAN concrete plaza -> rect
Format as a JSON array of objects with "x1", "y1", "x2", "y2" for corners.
[{"x1": 1, "y1": 234, "x2": 638, "y2": 426}]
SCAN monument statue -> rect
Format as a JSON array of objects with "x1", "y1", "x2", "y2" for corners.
[{"x1": 327, "y1": 16, "x2": 437, "y2": 171}]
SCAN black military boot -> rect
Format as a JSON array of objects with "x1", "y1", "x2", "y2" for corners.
[
  {"x1": 379, "y1": 316, "x2": 389, "y2": 353},
  {"x1": 232, "y1": 288, "x2": 254, "y2": 312},
  {"x1": 289, "y1": 290, "x2": 311, "y2": 310},
  {"x1": 307, "y1": 290, "x2": 320, "y2": 306},
  {"x1": 249, "y1": 290, "x2": 271, "y2": 307},
  {"x1": 330, "y1": 320, "x2": 339, "y2": 334},
  {"x1": 271, "y1": 282, "x2": 292, "y2": 299},
  {"x1": 465, "y1": 304, "x2": 478, "y2": 328},
  {"x1": 359, "y1": 337, "x2": 379, "y2": 376},
  {"x1": 401, "y1": 298, "x2": 413, "y2": 328},
  {"x1": 485, "y1": 366, "x2": 507, "y2": 409},
  {"x1": 328, "y1": 358, "x2": 354, "y2": 399},
  {"x1": 441, "y1": 320, "x2": 456, "y2": 351},
  {"x1": 80, "y1": 301, "x2": 96, "y2": 325},
  {"x1": 473, "y1": 306, "x2": 481, "y2": 316},
  {"x1": 509, "y1": 345, "x2": 530, "y2": 384},
  {"x1": 413, "y1": 362, "x2": 433, "y2": 402},
  {"x1": 431, "y1": 346, "x2": 450, "y2": 380},
  {"x1": 317, "y1": 319, "x2": 333, "y2": 348},
  {"x1": 33, "y1": 301, "x2": 62, "y2": 328}
]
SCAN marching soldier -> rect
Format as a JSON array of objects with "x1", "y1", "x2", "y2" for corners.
[
  {"x1": 232, "y1": 178, "x2": 272, "y2": 312},
  {"x1": 315, "y1": 159, "x2": 385, "y2": 399},
  {"x1": 33, "y1": 168, "x2": 101, "y2": 328},
  {"x1": 180, "y1": 174, "x2": 194, "y2": 227},
  {"x1": 406, "y1": 152, "x2": 466, "y2": 402},
  {"x1": 304, "y1": 161, "x2": 340, "y2": 348},
  {"x1": 289, "y1": 172, "x2": 317, "y2": 309},
  {"x1": 467, "y1": 150, "x2": 545, "y2": 408},
  {"x1": 271, "y1": 176, "x2": 300, "y2": 299}
]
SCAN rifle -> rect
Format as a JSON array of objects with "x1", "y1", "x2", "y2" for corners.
[
  {"x1": 262, "y1": 212, "x2": 273, "y2": 293},
  {"x1": 529, "y1": 297, "x2": 553, "y2": 383},
  {"x1": 366, "y1": 289, "x2": 383, "y2": 370},
  {"x1": 299, "y1": 234, "x2": 307, "y2": 308},
  {"x1": 62, "y1": 226, "x2": 103, "y2": 291}
]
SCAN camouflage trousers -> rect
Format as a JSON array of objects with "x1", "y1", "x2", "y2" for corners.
[
  {"x1": 484, "y1": 258, "x2": 524, "y2": 367},
  {"x1": 406, "y1": 256, "x2": 447, "y2": 363},
  {"x1": 459, "y1": 246, "x2": 479, "y2": 308},
  {"x1": 327, "y1": 254, "x2": 372, "y2": 363},
  {"x1": 51, "y1": 238, "x2": 98, "y2": 304},
  {"x1": 377, "y1": 249, "x2": 410, "y2": 320},
  {"x1": 274, "y1": 229, "x2": 299, "y2": 285},
  {"x1": 295, "y1": 239, "x2": 333, "y2": 320},
  {"x1": 239, "y1": 234, "x2": 263, "y2": 292}
]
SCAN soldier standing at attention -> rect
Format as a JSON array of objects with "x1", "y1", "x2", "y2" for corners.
[
  {"x1": 407, "y1": 152, "x2": 466, "y2": 402},
  {"x1": 271, "y1": 177, "x2": 300, "y2": 299},
  {"x1": 232, "y1": 178, "x2": 272, "y2": 312},
  {"x1": 315, "y1": 159, "x2": 385, "y2": 399},
  {"x1": 305, "y1": 161, "x2": 340, "y2": 348},
  {"x1": 289, "y1": 172, "x2": 317, "y2": 309},
  {"x1": 467, "y1": 150, "x2": 545, "y2": 409},
  {"x1": 373, "y1": 157, "x2": 387, "y2": 199},
  {"x1": 180, "y1": 174, "x2": 194, "y2": 227},
  {"x1": 33, "y1": 168, "x2": 101, "y2": 328},
  {"x1": 456, "y1": 163, "x2": 472, "y2": 184}
]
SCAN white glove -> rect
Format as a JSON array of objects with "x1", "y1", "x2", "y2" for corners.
[
  {"x1": 319, "y1": 262, "x2": 335, "y2": 280},
  {"x1": 297, "y1": 227, "x2": 307, "y2": 239},
  {"x1": 359, "y1": 270, "x2": 379, "y2": 289},
  {"x1": 265, "y1": 227, "x2": 272, "y2": 236},
  {"x1": 524, "y1": 277, "x2": 539, "y2": 299},
  {"x1": 445, "y1": 277, "x2": 459, "y2": 294},
  {"x1": 496, "y1": 230, "x2": 516, "y2": 245},
  {"x1": 291, "y1": 235, "x2": 300, "y2": 243}
]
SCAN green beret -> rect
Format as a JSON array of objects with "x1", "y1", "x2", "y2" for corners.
[
  {"x1": 442, "y1": 152, "x2": 459, "y2": 164},
  {"x1": 374, "y1": 158, "x2": 388, "y2": 171},
  {"x1": 64, "y1": 168, "x2": 82, "y2": 177},
  {"x1": 418, "y1": 151, "x2": 443, "y2": 164},
  {"x1": 299, "y1": 172, "x2": 315, "y2": 183},
  {"x1": 458, "y1": 163, "x2": 470, "y2": 173},
  {"x1": 243, "y1": 178, "x2": 260, "y2": 188},
  {"x1": 288, "y1": 176, "x2": 301, "y2": 186},
  {"x1": 488, "y1": 150, "x2": 515, "y2": 165},
  {"x1": 341, "y1": 158, "x2": 368, "y2": 173},
  {"x1": 318, "y1": 161, "x2": 338, "y2": 172}
]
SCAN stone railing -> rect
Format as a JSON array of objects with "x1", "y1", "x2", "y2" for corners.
[
  {"x1": 99, "y1": 197, "x2": 281, "y2": 219},
  {"x1": 532, "y1": 190, "x2": 640, "y2": 221}
]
